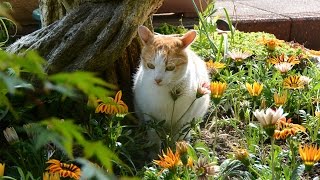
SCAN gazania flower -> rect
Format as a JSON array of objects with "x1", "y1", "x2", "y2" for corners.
[
  {"x1": 268, "y1": 54, "x2": 300, "y2": 65},
  {"x1": 273, "y1": 91, "x2": 287, "y2": 107},
  {"x1": 299, "y1": 144, "x2": 320, "y2": 170},
  {"x1": 95, "y1": 90, "x2": 128, "y2": 115},
  {"x1": 0, "y1": 163, "x2": 4, "y2": 176},
  {"x1": 3, "y1": 127, "x2": 19, "y2": 143},
  {"x1": 195, "y1": 157, "x2": 217, "y2": 180},
  {"x1": 258, "y1": 36, "x2": 284, "y2": 50},
  {"x1": 206, "y1": 60, "x2": 225, "y2": 74},
  {"x1": 274, "y1": 62, "x2": 293, "y2": 73},
  {"x1": 210, "y1": 81, "x2": 227, "y2": 103},
  {"x1": 283, "y1": 75, "x2": 304, "y2": 90},
  {"x1": 187, "y1": 157, "x2": 194, "y2": 168},
  {"x1": 46, "y1": 159, "x2": 81, "y2": 179},
  {"x1": 273, "y1": 118, "x2": 305, "y2": 140},
  {"x1": 228, "y1": 49, "x2": 251, "y2": 62},
  {"x1": 234, "y1": 148, "x2": 250, "y2": 166},
  {"x1": 299, "y1": 75, "x2": 312, "y2": 86},
  {"x1": 176, "y1": 141, "x2": 189, "y2": 165},
  {"x1": 43, "y1": 172, "x2": 60, "y2": 180},
  {"x1": 253, "y1": 107, "x2": 288, "y2": 136},
  {"x1": 153, "y1": 148, "x2": 181, "y2": 170},
  {"x1": 197, "y1": 82, "x2": 211, "y2": 98},
  {"x1": 246, "y1": 82, "x2": 263, "y2": 97}
]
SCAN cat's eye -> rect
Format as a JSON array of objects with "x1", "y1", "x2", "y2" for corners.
[
  {"x1": 166, "y1": 64, "x2": 175, "y2": 71},
  {"x1": 147, "y1": 63, "x2": 155, "y2": 69}
]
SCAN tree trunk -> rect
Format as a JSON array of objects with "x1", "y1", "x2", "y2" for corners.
[{"x1": 7, "y1": 0, "x2": 164, "y2": 108}]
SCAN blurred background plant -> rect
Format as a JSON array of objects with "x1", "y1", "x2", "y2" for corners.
[{"x1": 0, "y1": 1, "x2": 17, "y2": 48}]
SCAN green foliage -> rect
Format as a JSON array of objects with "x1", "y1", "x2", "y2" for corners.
[
  {"x1": 0, "y1": 50, "x2": 131, "y2": 178},
  {"x1": 0, "y1": 1, "x2": 16, "y2": 47},
  {"x1": 154, "y1": 23, "x2": 187, "y2": 35}
]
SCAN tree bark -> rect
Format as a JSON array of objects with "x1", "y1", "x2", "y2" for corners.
[{"x1": 7, "y1": 0, "x2": 164, "y2": 108}]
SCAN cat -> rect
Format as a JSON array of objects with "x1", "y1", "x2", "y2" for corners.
[{"x1": 133, "y1": 25, "x2": 210, "y2": 150}]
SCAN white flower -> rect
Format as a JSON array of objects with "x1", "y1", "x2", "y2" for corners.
[
  {"x1": 274, "y1": 62, "x2": 293, "y2": 73},
  {"x1": 299, "y1": 75, "x2": 312, "y2": 85},
  {"x1": 253, "y1": 107, "x2": 288, "y2": 127},
  {"x1": 197, "y1": 82, "x2": 211, "y2": 98},
  {"x1": 3, "y1": 127, "x2": 19, "y2": 143}
]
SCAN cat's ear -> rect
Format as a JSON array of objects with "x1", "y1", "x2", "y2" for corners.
[
  {"x1": 138, "y1": 26, "x2": 154, "y2": 45},
  {"x1": 180, "y1": 30, "x2": 197, "y2": 49}
]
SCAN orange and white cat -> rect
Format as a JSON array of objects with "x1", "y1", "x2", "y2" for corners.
[{"x1": 133, "y1": 26, "x2": 210, "y2": 146}]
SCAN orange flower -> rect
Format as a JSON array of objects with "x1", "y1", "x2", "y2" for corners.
[
  {"x1": 299, "y1": 144, "x2": 320, "y2": 169},
  {"x1": 246, "y1": 82, "x2": 263, "y2": 97},
  {"x1": 273, "y1": 118, "x2": 305, "y2": 140},
  {"x1": 153, "y1": 148, "x2": 181, "y2": 170},
  {"x1": 268, "y1": 54, "x2": 300, "y2": 65},
  {"x1": 46, "y1": 159, "x2": 81, "y2": 180},
  {"x1": 43, "y1": 172, "x2": 60, "y2": 180},
  {"x1": 95, "y1": 90, "x2": 128, "y2": 115},
  {"x1": 258, "y1": 36, "x2": 284, "y2": 50},
  {"x1": 283, "y1": 75, "x2": 304, "y2": 90}
]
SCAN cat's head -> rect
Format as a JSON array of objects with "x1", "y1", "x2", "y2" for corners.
[{"x1": 137, "y1": 25, "x2": 196, "y2": 86}]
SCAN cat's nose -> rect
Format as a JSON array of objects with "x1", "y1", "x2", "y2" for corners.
[{"x1": 154, "y1": 78, "x2": 162, "y2": 84}]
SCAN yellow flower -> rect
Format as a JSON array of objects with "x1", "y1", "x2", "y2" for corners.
[
  {"x1": 273, "y1": 118, "x2": 305, "y2": 140},
  {"x1": 153, "y1": 148, "x2": 181, "y2": 170},
  {"x1": 246, "y1": 82, "x2": 263, "y2": 97},
  {"x1": 43, "y1": 172, "x2": 60, "y2": 180},
  {"x1": 315, "y1": 111, "x2": 320, "y2": 118},
  {"x1": 273, "y1": 92, "x2": 287, "y2": 107},
  {"x1": 95, "y1": 90, "x2": 128, "y2": 115},
  {"x1": 46, "y1": 159, "x2": 81, "y2": 180},
  {"x1": 210, "y1": 81, "x2": 227, "y2": 99},
  {"x1": 258, "y1": 36, "x2": 284, "y2": 50},
  {"x1": 283, "y1": 75, "x2": 304, "y2": 90},
  {"x1": 299, "y1": 144, "x2": 320, "y2": 169},
  {"x1": 0, "y1": 163, "x2": 5, "y2": 176},
  {"x1": 234, "y1": 148, "x2": 249, "y2": 161},
  {"x1": 206, "y1": 60, "x2": 225, "y2": 74},
  {"x1": 187, "y1": 157, "x2": 194, "y2": 168},
  {"x1": 268, "y1": 54, "x2": 300, "y2": 65}
]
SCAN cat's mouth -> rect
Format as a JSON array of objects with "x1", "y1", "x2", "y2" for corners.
[{"x1": 154, "y1": 82, "x2": 163, "y2": 86}]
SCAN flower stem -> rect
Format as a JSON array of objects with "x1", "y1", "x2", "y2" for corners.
[
  {"x1": 289, "y1": 138, "x2": 296, "y2": 169},
  {"x1": 170, "y1": 100, "x2": 176, "y2": 137},
  {"x1": 213, "y1": 105, "x2": 218, "y2": 154},
  {"x1": 173, "y1": 98, "x2": 197, "y2": 130},
  {"x1": 271, "y1": 137, "x2": 275, "y2": 180}
]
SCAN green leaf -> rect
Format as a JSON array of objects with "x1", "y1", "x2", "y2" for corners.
[
  {"x1": 76, "y1": 158, "x2": 115, "y2": 179},
  {"x1": 49, "y1": 71, "x2": 115, "y2": 102},
  {"x1": 291, "y1": 164, "x2": 305, "y2": 180},
  {"x1": 0, "y1": 71, "x2": 28, "y2": 94},
  {"x1": 41, "y1": 118, "x2": 84, "y2": 158},
  {"x1": 187, "y1": 143, "x2": 198, "y2": 162},
  {"x1": 16, "y1": 51, "x2": 46, "y2": 79}
]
